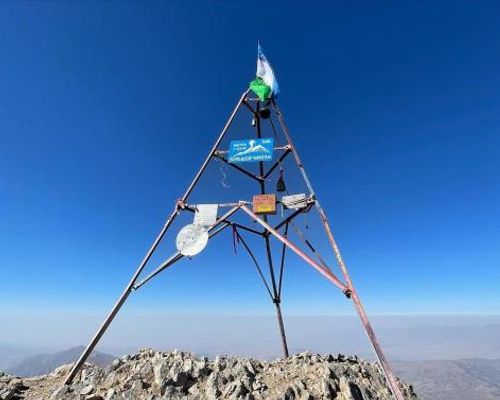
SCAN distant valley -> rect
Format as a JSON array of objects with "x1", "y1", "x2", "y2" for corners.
[{"x1": 394, "y1": 359, "x2": 500, "y2": 400}]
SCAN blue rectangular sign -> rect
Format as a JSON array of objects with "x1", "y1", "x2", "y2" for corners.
[{"x1": 228, "y1": 138, "x2": 274, "y2": 163}]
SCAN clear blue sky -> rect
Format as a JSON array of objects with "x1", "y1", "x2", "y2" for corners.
[{"x1": 1, "y1": 1, "x2": 499, "y2": 321}]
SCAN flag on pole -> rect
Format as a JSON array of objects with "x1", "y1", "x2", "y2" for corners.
[{"x1": 249, "y1": 43, "x2": 279, "y2": 101}]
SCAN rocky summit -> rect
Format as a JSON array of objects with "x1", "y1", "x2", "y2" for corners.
[{"x1": 0, "y1": 349, "x2": 419, "y2": 400}]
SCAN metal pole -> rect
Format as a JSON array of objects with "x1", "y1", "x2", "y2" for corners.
[
  {"x1": 256, "y1": 102, "x2": 290, "y2": 359},
  {"x1": 270, "y1": 101, "x2": 316, "y2": 197},
  {"x1": 265, "y1": 236, "x2": 290, "y2": 358},
  {"x1": 181, "y1": 89, "x2": 250, "y2": 201},
  {"x1": 134, "y1": 206, "x2": 240, "y2": 290},
  {"x1": 351, "y1": 290, "x2": 403, "y2": 398},
  {"x1": 274, "y1": 300, "x2": 289, "y2": 357},
  {"x1": 64, "y1": 204, "x2": 180, "y2": 384},
  {"x1": 64, "y1": 91, "x2": 249, "y2": 385},
  {"x1": 263, "y1": 147, "x2": 292, "y2": 179},
  {"x1": 271, "y1": 101, "x2": 405, "y2": 400},
  {"x1": 134, "y1": 223, "x2": 233, "y2": 290},
  {"x1": 213, "y1": 153, "x2": 263, "y2": 182},
  {"x1": 277, "y1": 222, "x2": 289, "y2": 297},
  {"x1": 239, "y1": 204, "x2": 348, "y2": 293},
  {"x1": 133, "y1": 252, "x2": 184, "y2": 291}
]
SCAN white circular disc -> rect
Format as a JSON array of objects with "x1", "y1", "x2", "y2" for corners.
[{"x1": 176, "y1": 223, "x2": 209, "y2": 257}]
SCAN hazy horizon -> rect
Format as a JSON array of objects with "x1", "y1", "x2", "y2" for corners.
[{"x1": 2, "y1": 314, "x2": 499, "y2": 369}]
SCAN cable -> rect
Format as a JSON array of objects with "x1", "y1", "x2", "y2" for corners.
[
  {"x1": 216, "y1": 156, "x2": 230, "y2": 188},
  {"x1": 233, "y1": 228, "x2": 274, "y2": 300},
  {"x1": 289, "y1": 220, "x2": 332, "y2": 273}
]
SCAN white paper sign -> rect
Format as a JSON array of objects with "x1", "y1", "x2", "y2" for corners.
[{"x1": 193, "y1": 204, "x2": 219, "y2": 226}]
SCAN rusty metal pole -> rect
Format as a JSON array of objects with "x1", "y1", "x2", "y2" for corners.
[
  {"x1": 239, "y1": 204, "x2": 348, "y2": 293},
  {"x1": 270, "y1": 101, "x2": 405, "y2": 400},
  {"x1": 64, "y1": 91, "x2": 249, "y2": 385},
  {"x1": 133, "y1": 206, "x2": 241, "y2": 290},
  {"x1": 64, "y1": 204, "x2": 180, "y2": 385},
  {"x1": 181, "y1": 89, "x2": 250, "y2": 201}
]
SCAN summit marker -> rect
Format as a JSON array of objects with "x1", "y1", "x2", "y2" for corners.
[{"x1": 64, "y1": 44, "x2": 406, "y2": 400}]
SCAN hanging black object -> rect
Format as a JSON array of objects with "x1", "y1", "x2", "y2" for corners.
[
  {"x1": 259, "y1": 107, "x2": 271, "y2": 119},
  {"x1": 276, "y1": 170, "x2": 286, "y2": 192}
]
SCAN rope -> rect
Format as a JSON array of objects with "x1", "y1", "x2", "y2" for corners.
[{"x1": 216, "y1": 156, "x2": 230, "y2": 188}]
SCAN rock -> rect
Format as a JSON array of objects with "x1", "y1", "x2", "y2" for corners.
[
  {"x1": 188, "y1": 384, "x2": 200, "y2": 396},
  {"x1": 49, "y1": 385, "x2": 69, "y2": 400},
  {"x1": 281, "y1": 386, "x2": 295, "y2": 400},
  {"x1": 104, "y1": 388, "x2": 116, "y2": 400},
  {"x1": 0, "y1": 350, "x2": 420, "y2": 400},
  {"x1": 320, "y1": 378, "x2": 334, "y2": 397},
  {"x1": 109, "y1": 359, "x2": 121, "y2": 372},
  {"x1": 0, "y1": 388, "x2": 16, "y2": 400},
  {"x1": 8, "y1": 378, "x2": 23, "y2": 388},
  {"x1": 131, "y1": 379, "x2": 144, "y2": 391},
  {"x1": 81, "y1": 384, "x2": 94, "y2": 395},
  {"x1": 152, "y1": 359, "x2": 168, "y2": 388},
  {"x1": 85, "y1": 395, "x2": 103, "y2": 400}
]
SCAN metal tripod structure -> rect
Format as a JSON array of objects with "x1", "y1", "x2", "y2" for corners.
[{"x1": 64, "y1": 89, "x2": 406, "y2": 400}]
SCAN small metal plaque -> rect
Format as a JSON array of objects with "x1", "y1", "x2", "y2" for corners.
[
  {"x1": 229, "y1": 138, "x2": 274, "y2": 163},
  {"x1": 253, "y1": 194, "x2": 276, "y2": 215},
  {"x1": 282, "y1": 193, "x2": 308, "y2": 210},
  {"x1": 176, "y1": 224, "x2": 209, "y2": 257},
  {"x1": 194, "y1": 204, "x2": 219, "y2": 226}
]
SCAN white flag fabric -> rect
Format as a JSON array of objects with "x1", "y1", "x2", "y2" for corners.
[{"x1": 256, "y1": 43, "x2": 279, "y2": 96}]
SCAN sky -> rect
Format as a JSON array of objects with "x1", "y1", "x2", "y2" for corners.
[{"x1": 1, "y1": 2, "x2": 500, "y2": 349}]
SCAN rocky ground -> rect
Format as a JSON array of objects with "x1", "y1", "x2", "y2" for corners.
[{"x1": 0, "y1": 349, "x2": 419, "y2": 400}]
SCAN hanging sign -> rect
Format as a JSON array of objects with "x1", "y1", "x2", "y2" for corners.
[
  {"x1": 282, "y1": 193, "x2": 308, "y2": 210},
  {"x1": 253, "y1": 194, "x2": 276, "y2": 215},
  {"x1": 228, "y1": 138, "x2": 274, "y2": 163},
  {"x1": 193, "y1": 204, "x2": 219, "y2": 226}
]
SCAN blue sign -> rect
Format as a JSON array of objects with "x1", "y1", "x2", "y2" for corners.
[{"x1": 228, "y1": 138, "x2": 274, "y2": 163}]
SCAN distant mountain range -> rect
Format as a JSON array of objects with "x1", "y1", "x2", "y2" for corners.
[
  {"x1": 6, "y1": 346, "x2": 115, "y2": 377},
  {"x1": 0, "y1": 343, "x2": 40, "y2": 371}
]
